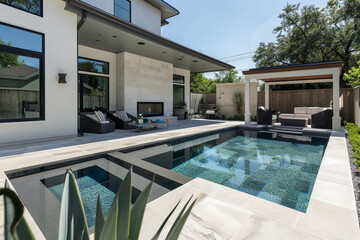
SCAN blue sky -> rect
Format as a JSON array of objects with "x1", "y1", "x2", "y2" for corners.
[{"x1": 162, "y1": 0, "x2": 329, "y2": 78}]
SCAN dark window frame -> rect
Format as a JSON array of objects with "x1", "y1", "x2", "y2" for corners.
[
  {"x1": 0, "y1": 0, "x2": 43, "y2": 17},
  {"x1": 78, "y1": 56, "x2": 110, "y2": 75},
  {"x1": 78, "y1": 73, "x2": 110, "y2": 112},
  {"x1": 173, "y1": 74, "x2": 185, "y2": 84},
  {"x1": 173, "y1": 74, "x2": 185, "y2": 108},
  {"x1": 114, "y1": 0, "x2": 131, "y2": 22},
  {"x1": 0, "y1": 22, "x2": 45, "y2": 123}
]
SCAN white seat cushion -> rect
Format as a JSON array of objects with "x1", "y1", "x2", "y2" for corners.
[
  {"x1": 294, "y1": 107, "x2": 307, "y2": 114},
  {"x1": 306, "y1": 107, "x2": 321, "y2": 115},
  {"x1": 279, "y1": 114, "x2": 295, "y2": 119},
  {"x1": 294, "y1": 114, "x2": 311, "y2": 120}
]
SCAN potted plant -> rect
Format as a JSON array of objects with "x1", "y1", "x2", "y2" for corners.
[{"x1": 137, "y1": 114, "x2": 144, "y2": 124}]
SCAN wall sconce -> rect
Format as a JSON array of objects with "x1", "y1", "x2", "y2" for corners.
[{"x1": 58, "y1": 73, "x2": 67, "y2": 84}]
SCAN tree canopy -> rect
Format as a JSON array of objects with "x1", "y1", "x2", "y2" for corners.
[
  {"x1": 0, "y1": 38, "x2": 21, "y2": 67},
  {"x1": 190, "y1": 69, "x2": 243, "y2": 93},
  {"x1": 253, "y1": 0, "x2": 360, "y2": 87},
  {"x1": 344, "y1": 61, "x2": 360, "y2": 87}
]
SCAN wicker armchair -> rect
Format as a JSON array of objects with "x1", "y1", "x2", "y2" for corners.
[
  {"x1": 257, "y1": 106, "x2": 273, "y2": 125},
  {"x1": 79, "y1": 112, "x2": 115, "y2": 134},
  {"x1": 105, "y1": 111, "x2": 137, "y2": 129},
  {"x1": 311, "y1": 108, "x2": 333, "y2": 129}
]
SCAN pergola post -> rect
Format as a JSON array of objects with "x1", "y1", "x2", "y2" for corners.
[
  {"x1": 265, "y1": 83, "x2": 270, "y2": 109},
  {"x1": 244, "y1": 76, "x2": 251, "y2": 124},
  {"x1": 332, "y1": 70, "x2": 341, "y2": 131}
]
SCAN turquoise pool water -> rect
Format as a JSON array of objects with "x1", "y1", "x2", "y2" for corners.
[{"x1": 172, "y1": 134, "x2": 326, "y2": 212}]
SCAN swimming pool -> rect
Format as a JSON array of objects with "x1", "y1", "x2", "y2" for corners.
[{"x1": 126, "y1": 130, "x2": 328, "y2": 212}]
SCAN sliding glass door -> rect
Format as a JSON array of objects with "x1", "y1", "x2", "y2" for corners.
[{"x1": 78, "y1": 74, "x2": 109, "y2": 112}]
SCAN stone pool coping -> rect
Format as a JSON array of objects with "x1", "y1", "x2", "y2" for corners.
[{"x1": 0, "y1": 122, "x2": 359, "y2": 239}]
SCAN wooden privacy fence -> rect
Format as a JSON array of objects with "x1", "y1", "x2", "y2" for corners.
[{"x1": 258, "y1": 88, "x2": 354, "y2": 122}]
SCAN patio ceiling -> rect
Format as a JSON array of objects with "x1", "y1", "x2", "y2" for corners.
[{"x1": 65, "y1": 0, "x2": 234, "y2": 73}]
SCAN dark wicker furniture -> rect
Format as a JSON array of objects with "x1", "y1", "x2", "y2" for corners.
[
  {"x1": 257, "y1": 106, "x2": 273, "y2": 125},
  {"x1": 311, "y1": 108, "x2": 333, "y2": 129},
  {"x1": 105, "y1": 111, "x2": 136, "y2": 129},
  {"x1": 79, "y1": 112, "x2": 115, "y2": 134}
]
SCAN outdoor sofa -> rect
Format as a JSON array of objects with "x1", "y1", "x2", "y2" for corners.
[
  {"x1": 278, "y1": 107, "x2": 333, "y2": 129},
  {"x1": 79, "y1": 112, "x2": 115, "y2": 134}
]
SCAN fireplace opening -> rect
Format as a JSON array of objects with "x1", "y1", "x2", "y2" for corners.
[{"x1": 137, "y1": 102, "x2": 164, "y2": 117}]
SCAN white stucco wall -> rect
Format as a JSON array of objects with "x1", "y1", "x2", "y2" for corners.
[
  {"x1": 216, "y1": 82, "x2": 258, "y2": 118},
  {"x1": 78, "y1": 45, "x2": 117, "y2": 111},
  {"x1": 81, "y1": 0, "x2": 114, "y2": 14},
  {"x1": 0, "y1": 0, "x2": 78, "y2": 144},
  {"x1": 173, "y1": 67, "x2": 190, "y2": 110},
  {"x1": 131, "y1": 0, "x2": 161, "y2": 34},
  {"x1": 117, "y1": 52, "x2": 173, "y2": 116}
]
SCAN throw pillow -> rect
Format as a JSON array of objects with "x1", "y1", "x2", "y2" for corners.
[
  {"x1": 116, "y1": 111, "x2": 128, "y2": 120},
  {"x1": 94, "y1": 111, "x2": 106, "y2": 122}
]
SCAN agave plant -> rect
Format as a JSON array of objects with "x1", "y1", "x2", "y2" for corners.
[{"x1": 1, "y1": 169, "x2": 195, "y2": 240}]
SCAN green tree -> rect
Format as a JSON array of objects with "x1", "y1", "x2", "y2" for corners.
[
  {"x1": 190, "y1": 73, "x2": 216, "y2": 93},
  {"x1": 344, "y1": 61, "x2": 360, "y2": 87},
  {"x1": 0, "y1": 39, "x2": 21, "y2": 67},
  {"x1": 5, "y1": 0, "x2": 41, "y2": 14},
  {"x1": 214, "y1": 69, "x2": 243, "y2": 83},
  {"x1": 253, "y1": 1, "x2": 360, "y2": 86}
]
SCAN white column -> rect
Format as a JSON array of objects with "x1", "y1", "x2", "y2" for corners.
[
  {"x1": 332, "y1": 69, "x2": 341, "y2": 131},
  {"x1": 265, "y1": 83, "x2": 270, "y2": 109},
  {"x1": 244, "y1": 76, "x2": 251, "y2": 124}
]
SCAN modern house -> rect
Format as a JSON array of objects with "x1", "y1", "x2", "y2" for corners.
[{"x1": 0, "y1": 0, "x2": 233, "y2": 144}]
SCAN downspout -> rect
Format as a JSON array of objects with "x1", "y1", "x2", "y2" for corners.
[
  {"x1": 77, "y1": 9, "x2": 87, "y2": 136},
  {"x1": 77, "y1": 9, "x2": 88, "y2": 30}
]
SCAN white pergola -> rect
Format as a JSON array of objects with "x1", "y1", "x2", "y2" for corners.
[{"x1": 242, "y1": 61, "x2": 343, "y2": 131}]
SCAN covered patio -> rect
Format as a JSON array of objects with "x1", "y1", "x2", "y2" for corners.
[{"x1": 242, "y1": 61, "x2": 343, "y2": 131}]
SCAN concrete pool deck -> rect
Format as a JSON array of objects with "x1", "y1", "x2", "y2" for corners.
[{"x1": 0, "y1": 120, "x2": 359, "y2": 239}]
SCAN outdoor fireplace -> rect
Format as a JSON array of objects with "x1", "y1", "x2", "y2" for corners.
[{"x1": 137, "y1": 102, "x2": 164, "y2": 117}]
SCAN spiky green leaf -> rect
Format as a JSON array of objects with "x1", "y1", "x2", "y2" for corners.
[
  {"x1": 94, "y1": 195, "x2": 105, "y2": 240},
  {"x1": 58, "y1": 169, "x2": 90, "y2": 240},
  {"x1": 165, "y1": 198, "x2": 196, "y2": 240},
  {"x1": 99, "y1": 198, "x2": 118, "y2": 240},
  {"x1": 151, "y1": 200, "x2": 180, "y2": 240},
  {"x1": 129, "y1": 181, "x2": 152, "y2": 240},
  {"x1": 115, "y1": 170, "x2": 132, "y2": 240}
]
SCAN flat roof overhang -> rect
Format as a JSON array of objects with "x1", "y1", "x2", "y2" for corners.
[
  {"x1": 144, "y1": 0, "x2": 179, "y2": 20},
  {"x1": 65, "y1": 0, "x2": 234, "y2": 73}
]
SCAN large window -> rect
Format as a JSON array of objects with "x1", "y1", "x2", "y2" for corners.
[
  {"x1": 0, "y1": 0, "x2": 42, "y2": 16},
  {"x1": 0, "y1": 23, "x2": 44, "y2": 122},
  {"x1": 114, "y1": 0, "x2": 131, "y2": 22},
  {"x1": 173, "y1": 74, "x2": 185, "y2": 108},
  {"x1": 78, "y1": 57, "x2": 109, "y2": 112}
]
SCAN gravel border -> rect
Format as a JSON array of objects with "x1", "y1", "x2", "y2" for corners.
[{"x1": 346, "y1": 137, "x2": 360, "y2": 225}]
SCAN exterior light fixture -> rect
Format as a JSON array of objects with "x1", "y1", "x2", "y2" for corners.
[
  {"x1": 112, "y1": 35, "x2": 117, "y2": 38},
  {"x1": 95, "y1": 39, "x2": 100, "y2": 42},
  {"x1": 58, "y1": 73, "x2": 67, "y2": 84},
  {"x1": 137, "y1": 42, "x2": 145, "y2": 45},
  {"x1": 193, "y1": 60, "x2": 198, "y2": 63}
]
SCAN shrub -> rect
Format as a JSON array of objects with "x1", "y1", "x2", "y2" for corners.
[{"x1": 345, "y1": 122, "x2": 360, "y2": 171}]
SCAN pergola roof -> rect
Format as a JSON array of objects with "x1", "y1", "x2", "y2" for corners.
[
  {"x1": 242, "y1": 61, "x2": 343, "y2": 83},
  {"x1": 243, "y1": 61, "x2": 343, "y2": 75}
]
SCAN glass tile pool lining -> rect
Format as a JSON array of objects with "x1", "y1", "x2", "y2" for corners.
[{"x1": 171, "y1": 134, "x2": 326, "y2": 212}]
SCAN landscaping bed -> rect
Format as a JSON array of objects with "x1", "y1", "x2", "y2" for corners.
[{"x1": 345, "y1": 122, "x2": 360, "y2": 224}]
